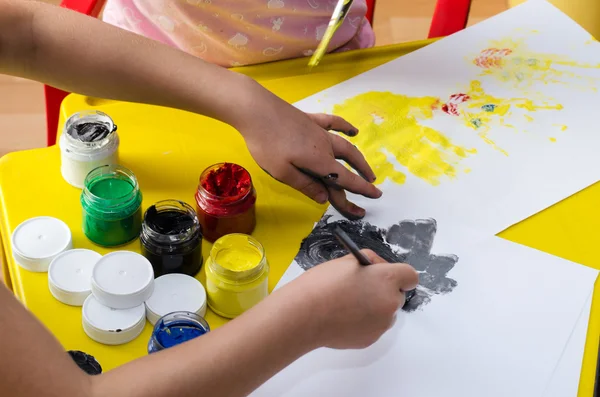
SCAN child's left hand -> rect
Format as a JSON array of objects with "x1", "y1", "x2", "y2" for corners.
[{"x1": 233, "y1": 81, "x2": 382, "y2": 220}]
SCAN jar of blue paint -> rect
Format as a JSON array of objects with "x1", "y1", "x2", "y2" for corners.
[{"x1": 147, "y1": 311, "x2": 210, "y2": 354}]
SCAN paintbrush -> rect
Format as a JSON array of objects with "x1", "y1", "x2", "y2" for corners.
[
  {"x1": 334, "y1": 226, "x2": 372, "y2": 266},
  {"x1": 334, "y1": 226, "x2": 417, "y2": 303},
  {"x1": 308, "y1": 0, "x2": 354, "y2": 68}
]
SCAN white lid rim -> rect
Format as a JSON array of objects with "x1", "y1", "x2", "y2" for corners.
[
  {"x1": 48, "y1": 283, "x2": 90, "y2": 306},
  {"x1": 91, "y1": 251, "x2": 154, "y2": 296},
  {"x1": 83, "y1": 316, "x2": 145, "y2": 346},
  {"x1": 91, "y1": 279, "x2": 154, "y2": 310},
  {"x1": 11, "y1": 216, "x2": 72, "y2": 260},
  {"x1": 82, "y1": 296, "x2": 146, "y2": 345},
  {"x1": 145, "y1": 301, "x2": 208, "y2": 325},
  {"x1": 48, "y1": 248, "x2": 102, "y2": 295}
]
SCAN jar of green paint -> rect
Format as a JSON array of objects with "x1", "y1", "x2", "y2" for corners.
[{"x1": 81, "y1": 165, "x2": 143, "y2": 247}]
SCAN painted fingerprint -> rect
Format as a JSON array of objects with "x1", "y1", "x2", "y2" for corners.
[
  {"x1": 332, "y1": 91, "x2": 477, "y2": 186},
  {"x1": 472, "y1": 35, "x2": 600, "y2": 91},
  {"x1": 294, "y1": 216, "x2": 458, "y2": 312}
]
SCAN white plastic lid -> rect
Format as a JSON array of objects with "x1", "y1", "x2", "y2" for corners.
[
  {"x1": 82, "y1": 295, "x2": 146, "y2": 345},
  {"x1": 11, "y1": 216, "x2": 73, "y2": 272},
  {"x1": 145, "y1": 274, "x2": 207, "y2": 325},
  {"x1": 91, "y1": 251, "x2": 154, "y2": 309},
  {"x1": 48, "y1": 249, "x2": 102, "y2": 306}
]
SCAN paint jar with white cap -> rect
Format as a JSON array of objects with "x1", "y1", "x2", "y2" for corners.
[
  {"x1": 82, "y1": 295, "x2": 146, "y2": 345},
  {"x1": 91, "y1": 251, "x2": 155, "y2": 309},
  {"x1": 59, "y1": 110, "x2": 119, "y2": 189},
  {"x1": 11, "y1": 216, "x2": 73, "y2": 272},
  {"x1": 147, "y1": 311, "x2": 210, "y2": 354},
  {"x1": 144, "y1": 274, "x2": 207, "y2": 325},
  {"x1": 48, "y1": 249, "x2": 102, "y2": 306}
]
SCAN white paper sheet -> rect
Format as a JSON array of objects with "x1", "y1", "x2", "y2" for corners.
[
  {"x1": 256, "y1": 234, "x2": 597, "y2": 397},
  {"x1": 260, "y1": 2, "x2": 600, "y2": 395},
  {"x1": 543, "y1": 292, "x2": 593, "y2": 397},
  {"x1": 294, "y1": 0, "x2": 600, "y2": 236}
]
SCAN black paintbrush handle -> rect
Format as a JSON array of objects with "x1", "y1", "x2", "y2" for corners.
[{"x1": 334, "y1": 226, "x2": 372, "y2": 266}]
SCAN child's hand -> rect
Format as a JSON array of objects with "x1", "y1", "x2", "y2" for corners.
[
  {"x1": 290, "y1": 250, "x2": 419, "y2": 349},
  {"x1": 235, "y1": 84, "x2": 382, "y2": 220}
]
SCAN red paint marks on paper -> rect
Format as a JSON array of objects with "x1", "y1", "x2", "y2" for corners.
[
  {"x1": 474, "y1": 48, "x2": 513, "y2": 69},
  {"x1": 441, "y1": 93, "x2": 471, "y2": 116}
]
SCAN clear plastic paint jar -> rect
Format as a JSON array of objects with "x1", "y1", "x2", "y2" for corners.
[
  {"x1": 60, "y1": 110, "x2": 119, "y2": 189},
  {"x1": 147, "y1": 311, "x2": 210, "y2": 354},
  {"x1": 204, "y1": 234, "x2": 269, "y2": 318},
  {"x1": 140, "y1": 200, "x2": 203, "y2": 277},
  {"x1": 195, "y1": 163, "x2": 256, "y2": 242},
  {"x1": 81, "y1": 165, "x2": 143, "y2": 247}
]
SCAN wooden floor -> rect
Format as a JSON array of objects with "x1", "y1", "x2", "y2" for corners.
[{"x1": 0, "y1": 0, "x2": 508, "y2": 158}]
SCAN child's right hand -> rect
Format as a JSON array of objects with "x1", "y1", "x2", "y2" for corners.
[{"x1": 287, "y1": 250, "x2": 419, "y2": 350}]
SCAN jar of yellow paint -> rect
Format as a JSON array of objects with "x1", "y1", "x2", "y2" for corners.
[{"x1": 204, "y1": 234, "x2": 269, "y2": 318}]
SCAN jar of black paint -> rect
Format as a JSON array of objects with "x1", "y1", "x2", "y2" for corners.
[{"x1": 140, "y1": 200, "x2": 203, "y2": 277}]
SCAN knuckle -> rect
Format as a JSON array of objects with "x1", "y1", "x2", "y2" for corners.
[{"x1": 301, "y1": 181, "x2": 324, "y2": 197}]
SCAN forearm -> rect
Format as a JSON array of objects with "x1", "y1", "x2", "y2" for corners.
[
  {"x1": 93, "y1": 283, "x2": 318, "y2": 397},
  {"x1": 87, "y1": 281, "x2": 316, "y2": 396},
  {"x1": 1, "y1": 278, "x2": 318, "y2": 397},
  {"x1": 0, "y1": 0, "x2": 257, "y2": 128}
]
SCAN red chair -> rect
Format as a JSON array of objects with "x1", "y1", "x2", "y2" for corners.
[{"x1": 45, "y1": 0, "x2": 472, "y2": 146}]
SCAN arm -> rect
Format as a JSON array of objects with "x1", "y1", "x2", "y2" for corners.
[
  {"x1": 0, "y1": 0, "x2": 381, "y2": 218},
  {"x1": 0, "y1": 252, "x2": 419, "y2": 397},
  {"x1": 0, "y1": 275, "x2": 317, "y2": 397},
  {"x1": 0, "y1": 0, "x2": 251, "y2": 128}
]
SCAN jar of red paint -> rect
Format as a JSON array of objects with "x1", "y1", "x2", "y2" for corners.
[{"x1": 195, "y1": 163, "x2": 256, "y2": 242}]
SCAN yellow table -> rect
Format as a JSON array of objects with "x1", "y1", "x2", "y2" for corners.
[
  {"x1": 0, "y1": 40, "x2": 598, "y2": 395},
  {"x1": 510, "y1": 0, "x2": 600, "y2": 40}
]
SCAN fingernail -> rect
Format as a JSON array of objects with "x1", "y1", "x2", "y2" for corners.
[
  {"x1": 350, "y1": 203, "x2": 366, "y2": 217},
  {"x1": 315, "y1": 192, "x2": 328, "y2": 204},
  {"x1": 371, "y1": 176, "x2": 377, "y2": 182},
  {"x1": 348, "y1": 129, "x2": 359, "y2": 136},
  {"x1": 374, "y1": 186, "x2": 383, "y2": 197}
]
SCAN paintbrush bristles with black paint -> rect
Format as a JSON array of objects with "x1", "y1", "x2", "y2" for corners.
[{"x1": 333, "y1": 226, "x2": 416, "y2": 303}]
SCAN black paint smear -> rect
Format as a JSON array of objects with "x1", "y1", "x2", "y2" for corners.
[
  {"x1": 145, "y1": 206, "x2": 195, "y2": 235},
  {"x1": 68, "y1": 350, "x2": 102, "y2": 375},
  {"x1": 294, "y1": 216, "x2": 458, "y2": 312},
  {"x1": 72, "y1": 122, "x2": 112, "y2": 142}
]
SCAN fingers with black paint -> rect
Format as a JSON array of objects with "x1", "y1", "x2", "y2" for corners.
[
  {"x1": 307, "y1": 113, "x2": 359, "y2": 137},
  {"x1": 263, "y1": 165, "x2": 329, "y2": 205}
]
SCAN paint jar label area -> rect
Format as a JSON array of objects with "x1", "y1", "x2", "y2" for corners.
[
  {"x1": 195, "y1": 163, "x2": 257, "y2": 242},
  {"x1": 83, "y1": 207, "x2": 142, "y2": 247},
  {"x1": 140, "y1": 201, "x2": 203, "y2": 277},
  {"x1": 196, "y1": 205, "x2": 256, "y2": 242},
  {"x1": 205, "y1": 276, "x2": 268, "y2": 319},
  {"x1": 81, "y1": 165, "x2": 143, "y2": 247},
  {"x1": 60, "y1": 111, "x2": 119, "y2": 189}
]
